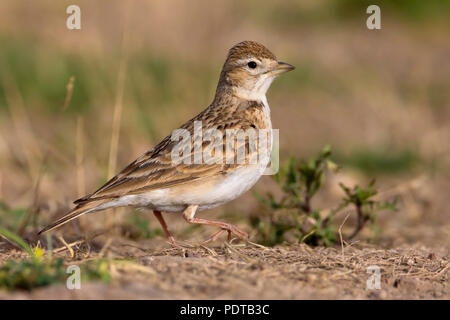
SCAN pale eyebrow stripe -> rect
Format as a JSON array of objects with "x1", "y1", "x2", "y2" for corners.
[{"x1": 233, "y1": 58, "x2": 262, "y2": 66}]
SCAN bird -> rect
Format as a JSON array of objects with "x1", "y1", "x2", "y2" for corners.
[{"x1": 39, "y1": 40, "x2": 295, "y2": 245}]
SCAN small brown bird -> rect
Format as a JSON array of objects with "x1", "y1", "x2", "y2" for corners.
[{"x1": 39, "y1": 41, "x2": 295, "y2": 245}]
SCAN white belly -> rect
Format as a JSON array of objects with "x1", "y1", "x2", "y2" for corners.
[{"x1": 195, "y1": 160, "x2": 269, "y2": 210}]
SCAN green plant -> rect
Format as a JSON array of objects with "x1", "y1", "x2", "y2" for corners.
[
  {"x1": 251, "y1": 146, "x2": 397, "y2": 247},
  {"x1": 82, "y1": 259, "x2": 112, "y2": 284},
  {"x1": 0, "y1": 227, "x2": 35, "y2": 257},
  {"x1": 0, "y1": 256, "x2": 67, "y2": 291},
  {"x1": 338, "y1": 180, "x2": 398, "y2": 240},
  {"x1": 0, "y1": 228, "x2": 63, "y2": 290},
  {"x1": 0, "y1": 228, "x2": 111, "y2": 290}
]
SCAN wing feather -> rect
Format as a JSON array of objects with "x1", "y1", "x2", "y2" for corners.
[{"x1": 74, "y1": 99, "x2": 268, "y2": 205}]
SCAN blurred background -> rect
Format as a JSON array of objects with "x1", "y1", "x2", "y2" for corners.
[{"x1": 0, "y1": 0, "x2": 448, "y2": 248}]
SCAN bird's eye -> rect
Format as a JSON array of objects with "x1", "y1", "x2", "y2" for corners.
[{"x1": 247, "y1": 61, "x2": 257, "y2": 69}]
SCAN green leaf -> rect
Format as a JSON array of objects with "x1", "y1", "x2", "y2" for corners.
[{"x1": 0, "y1": 228, "x2": 35, "y2": 258}]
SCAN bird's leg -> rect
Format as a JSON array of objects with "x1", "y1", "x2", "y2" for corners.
[
  {"x1": 182, "y1": 205, "x2": 248, "y2": 243},
  {"x1": 201, "y1": 229, "x2": 226, "y2": 244},
  {"x1": 153, "y1": 210, "x2": 177, "y2": 246}
]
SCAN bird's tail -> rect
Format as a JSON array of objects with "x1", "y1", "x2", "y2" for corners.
[{"x1": 38, "y1": 200, "x2": 107, "y2": 235}]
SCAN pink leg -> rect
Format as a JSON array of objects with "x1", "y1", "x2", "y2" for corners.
[
  {"x1": 183, "y1": 205, "x2": 248, "y2": 242},
  {"x1": 153, "y1": 210, "x2": 177, "y2": 246}
]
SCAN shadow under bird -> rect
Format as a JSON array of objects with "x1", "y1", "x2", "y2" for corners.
[{"x1": 39, "y1": 40, "x2": 295, "y2": 245}]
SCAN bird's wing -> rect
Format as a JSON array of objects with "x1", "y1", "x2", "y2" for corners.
[
  {"x1": 74, "y1": 135, "x2": 225, "y2": 205},
  {"x1": 74, "y1": 100, "x2": 268, "y2": 206}
]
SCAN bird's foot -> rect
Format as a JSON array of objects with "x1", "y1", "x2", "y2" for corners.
[{"x1": 202, "y1": 224, "x2": 249, "y2": 244}]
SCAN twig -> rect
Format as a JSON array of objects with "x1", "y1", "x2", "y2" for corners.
[
  {"x1": 300, "y1": 229, "x2": 315, "y2": 244},
  {"x1": 76, "y1": 116, "x2": 86, "y2": 197},
  {"x1": 53, "y1": 239, "x2": 85, "y2": 254},
  {"x1": 57, "y1": 235, "x2": 74, "y2": 258},
  {"x1": 52, "y1": 229, "x2": 106, "y2": 254},
  {"x1": 17, "y1": 158, "x2": 46, "y2": 236},
  {"x1": 338, "y1": 211, "x2": 351, "y2": 256},
  {"x1": 247, "y1": 240, "x2": 269, "y2": 249},
  {"x1": 75, "y1": 116, "x2": 87, "y2": 233},
  {"x1": 61, "y1": 76, "x2": 75, "y2": 111},
  {"x1": 432, "y1": 263, "x2": 449, "y2": 279},
  {"x1": 106, "y1": 1, "x2": 131, "y2": 231},
  {"x1": 223, "y1": 242, "x2": 253, "y2": 263},
  {"x1": 200, "y1": 245, "x2": 218, "y2": 256},
  {"x1": 98, "y1": 238, "x2": 113, "y2": 258},
  {"x1": 346, "y1": 205, "x2": 366, "y2": 241}
]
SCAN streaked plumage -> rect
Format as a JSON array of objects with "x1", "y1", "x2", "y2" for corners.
[{"x1": 39, "y1": 41, "x2": 294, "y2": 244}]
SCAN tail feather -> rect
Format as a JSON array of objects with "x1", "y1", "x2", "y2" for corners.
[{"x1": 38, "y1": 200, "x2": 108, "y2": 235}]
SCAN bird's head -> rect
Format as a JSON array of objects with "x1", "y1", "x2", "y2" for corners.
[{"x1": 216, "y1": 40, "x2": 295, "y2": 101}]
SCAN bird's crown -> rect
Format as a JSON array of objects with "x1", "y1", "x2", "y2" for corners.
[{"x1": 225, "y1": 41, "x2": 277, "y2": 65}]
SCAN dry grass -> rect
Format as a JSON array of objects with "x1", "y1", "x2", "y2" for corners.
[{"x1": 0, "y1": 240, "x2": 447, "y2": 299}]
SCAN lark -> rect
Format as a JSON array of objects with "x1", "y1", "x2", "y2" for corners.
[{"x1": 39, "y1": 41, "x2": 295, "y2": 245}]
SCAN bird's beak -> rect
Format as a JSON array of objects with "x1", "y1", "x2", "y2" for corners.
[{"x1": 275, "y1": 61, "x2": 295, "y2": 74}]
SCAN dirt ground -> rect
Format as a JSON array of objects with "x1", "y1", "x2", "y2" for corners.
[{"x1": 0, "y1": 240, "x2": 447, "y2": 300}]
